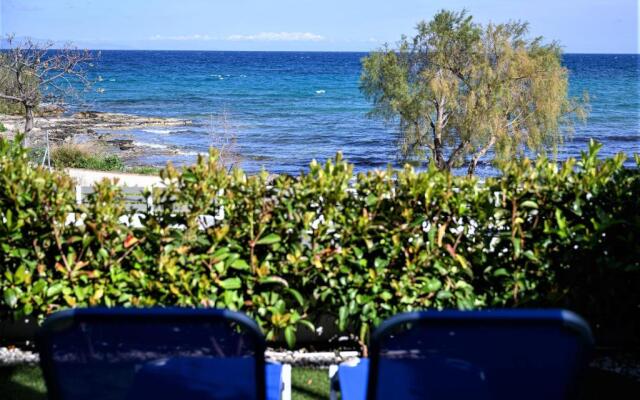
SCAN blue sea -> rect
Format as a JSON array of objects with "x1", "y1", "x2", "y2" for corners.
[{"x1": 85, "y1": 51, "x2": 639, "y2": 175}]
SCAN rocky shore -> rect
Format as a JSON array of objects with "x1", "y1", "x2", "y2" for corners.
[{"x1": 0, "y1": 111, "x2": 194, "y2": 165}]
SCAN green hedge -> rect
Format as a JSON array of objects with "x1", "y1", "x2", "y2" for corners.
[{"x1": 1, "y1": 136, "x2": 639, "y2": 347}]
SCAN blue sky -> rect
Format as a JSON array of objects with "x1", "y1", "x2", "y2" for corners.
[{"x1": 1, "y1": 0, "x2": 638, "y2": 52}]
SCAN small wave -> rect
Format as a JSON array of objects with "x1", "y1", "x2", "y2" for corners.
[
  {"x1": 109, "y1": 78, "x2": 116, "y2": 82},
  {"x1": 134, "y1": 141, "x2": 168, "y2": 149},
  {"x1": 141, "y1": 128, "x2": 190, "y2": 134},
  {"x1": 315, "y1": 90, "x2": 326, "y2": 94},
  {"x1": 177, "y1": 150, "x2": 204, "y2": 156}
]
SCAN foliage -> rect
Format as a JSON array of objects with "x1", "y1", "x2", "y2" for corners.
[
  {"x1": 127, "y1": 165, "x2": 161, "y2": 175},
  {"x1": 1, "y1": 136, "x2": 638, "y2": 347},
  {"x1": 0, "y1": 122, "x2": 6, "y2": 133},
  {"x1": 361, "y1": 10, "x2": 588, "y2": 175},
  {"x1": 29, "y1": 145, "x2": 160, "y2": 174},
  {"x1": 0, "y1": 102, "x2": 24, "y2": 116},
  {"x1": 49, "y1": 144, "x2": 125, "y2": 171},
  {"x1": 0, "y1": 365, "x2": 333, "y2": 400},
  {"x1": 28, "y1": 145, "x2": 126, "y2": 171}
]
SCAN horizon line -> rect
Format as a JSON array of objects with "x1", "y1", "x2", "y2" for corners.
[{"x1": 4, "y1": 48, "x2": 638, "y2": 55}]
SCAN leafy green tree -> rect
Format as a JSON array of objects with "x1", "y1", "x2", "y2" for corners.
[{"x1": 361, "y1": 10, "x2": 587, "y2": 175}]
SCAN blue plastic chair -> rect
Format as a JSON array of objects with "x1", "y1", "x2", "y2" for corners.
[
  {"x1": 36, "y1": 308, "x2": 289, "y2": 400},
  {"x1": 331, "y1": 309, "x2": 594, "y2": 400}
]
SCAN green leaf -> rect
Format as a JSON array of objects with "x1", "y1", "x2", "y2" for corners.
[
  {"x1": 374, "y1": 257, "x2": 389, "y2": 269},
  {"x1": 338, "y1": 306, "x2": 348, "y2": 331},
  {"x1": 555, "y1": 209, "x2": 567, "y2": 231},
  {"x1": 47, "y1": 283, "x2": 64, "y2": 298},
  {"x1": 523, "y1": 250, "x2": 538, "y2": 262},
  {"x1": 424, "y1": 279, "x2": 442, "y2": 293},
  {"x1": 493, "y1": 268, "x2": 509, "y2": 277},
  {"x1": 298, "y1": 319, "x2": 315, "y2": 332},
  {"x1": 284, "y1": 326, "x2": 296, "y2": 348},
  {"x1": 359, "y1": 323, "x2": 370, "y2": 342},
  {"x1": 455, "y1": 254, "x2": 470, "y2": 273},
  {"x1": 219, "y1": 277, "x2": 241, "y2": 290},
  {"x1": 436, "y1": 290, "x2": 453, "y2": 300},
  {"x1": 212, "y1": 248, "x2": 230, "y2": 260},
  {"x1": 259, "y1": 276, "x2": 289, "y2": 287},
  {"x1": 182, "y1": 171, "x2": 197, "y2": 183},
  {"x1": 230, "y1": 259, "x2": 250, "y2": 270},
  {"x1": 256, "y1": 233, "x2": 281, "y2": 245},
  {"x1": 98, "y1": 248, "x2": 109, "y2": 259},
  {"x1": 287, "y1": 288, "x2": 305, "y2": 306},
  {"x1": 14, "y1": 265, "x2": 27, "y2": 284},
  {"x1": 4, "y1": 288, "x2": 18, "y2": 308},
  {"x1": 521, "y1": 200, "x2": 538, "y2": 209}
]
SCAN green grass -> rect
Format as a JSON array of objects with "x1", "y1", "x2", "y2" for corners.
[
  {"x1": 0, "y1": 365, "x2": 46, "y2": 400},
  {"x1": 291, "y1": 368, "x2": 331, "y2": 400},
  {"x1": 50, "y1": 145, "x2": 126, "y2": 171},
  {"x1": 126, "y1": 165, "x2": 162, "y2": 175},
  {"x1": 3, "y1": 364, "x2": 640, "y2": 399},
  {"x1": 27, "y1": 145, "x2": 161, "y2": 175},
  {"x1": 0, "y1": 365, "x2": 330, "y2": 400}
]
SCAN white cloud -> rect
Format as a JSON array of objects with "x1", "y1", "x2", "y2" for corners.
[
  {"x1": 149, "y1": 34, "x2": 214, "y2": 41},
  {"x1": 226, "y1": 32, "x2": 325, "y2": 42}
]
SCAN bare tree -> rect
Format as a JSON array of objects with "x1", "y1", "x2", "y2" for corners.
[{"x1": 0, "y1": 35, "x2": 95, "y2": 134}]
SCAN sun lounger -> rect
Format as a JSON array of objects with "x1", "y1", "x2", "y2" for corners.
[
  {"x1": 330, "y1": 309, "x2": 593, "y2": 400},
  {"x1": 36, "y1": 307, "x2": 291, "y2": 400}
]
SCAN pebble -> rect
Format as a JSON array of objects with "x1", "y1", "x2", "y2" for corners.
[
  {"x1": 0, "y1": 346, "x2": 359, "y2": 368},
  {"x1": 0, "y1": 347, "x2": 40, "y2": 366},
  {"x1": 2, "y1": 346, "x2": 638, "y2": 382}
]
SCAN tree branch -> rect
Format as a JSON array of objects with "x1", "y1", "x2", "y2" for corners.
[
  {"x1": 447, "y1": 139, "x2": 469, "y2": 169},
  {"x1": 468, "y1": 135, "x2": 496, "y2": 176}
]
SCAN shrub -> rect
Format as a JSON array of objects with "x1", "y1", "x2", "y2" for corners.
[
  {"x1": 49, "y1": 144, "x2": 125, "y2": 171},
  {"x1": 0, "y1": 100, "x2": 24, "y2": 116},
  {"x1": 1, "y1": 136, "x2": 639, "y2": 347},
  {"x1": 126, "y1": 165, "x2": 161, "y2": 175}
]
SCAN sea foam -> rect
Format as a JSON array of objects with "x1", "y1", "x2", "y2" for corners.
[
  {"x1": 133, "y1": 141, "x2": 168, "y2": 149},
  {"x1": 142, "y1": 128, "x2": 190, "y2": 134}
]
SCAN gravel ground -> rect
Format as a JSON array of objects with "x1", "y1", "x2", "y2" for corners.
[
  {"x1": 591, "y1": 355, "x2": 640, "y2": 382},
  {"x1": 0, "y1": 347, "x2": 360, "y2": 368},
  {"x1": 0, "y1": 347, "x2": 39, "y2": 366},
  {"x1": 3, "y1": 346, "x2": 639, "y2": 382}
]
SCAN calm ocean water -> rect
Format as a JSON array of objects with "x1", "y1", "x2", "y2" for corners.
[{"x1": 85, "y1": 51, "x2": 639, "y2": 175}]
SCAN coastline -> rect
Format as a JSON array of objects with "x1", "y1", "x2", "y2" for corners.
[{"x1": 0, "y1": 111, "x2": 194, "y2": 167}]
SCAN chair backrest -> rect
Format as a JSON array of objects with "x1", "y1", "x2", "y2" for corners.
[
  {"x1": 366, "y1": 309, "x2": 593, "y2": 400},
  {"x1": 36, "y1": 307, "x2": 266, "y2": 400}
]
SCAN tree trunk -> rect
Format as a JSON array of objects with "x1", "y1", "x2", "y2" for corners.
[
  {"x1": 433, "y1": 136, "x2": 447, "y2": 170},
  {"x1": 433, "y1": 99, "x2": 448, "y2": 171},
  {"x1": 24, "y1": 104, "x2": 34, "y2": 133},
  {"x1": 468, "y1": 136, "x2": 496, "y2": 176}
]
